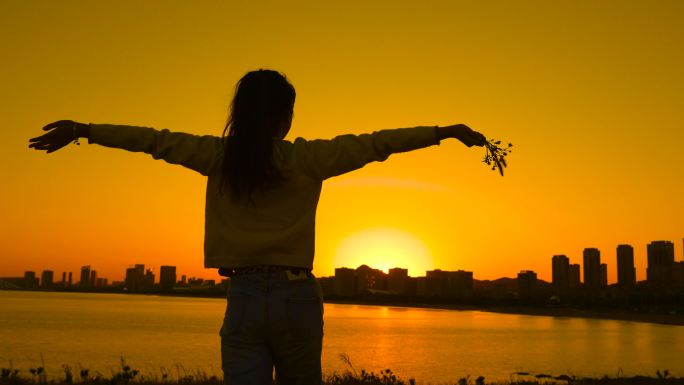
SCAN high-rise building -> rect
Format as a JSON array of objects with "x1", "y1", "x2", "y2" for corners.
[
  {"x1": 125, "y1": 264, "x2": 149, "y2": 291},
  {"x1": 68, "y1": 272, "x2": 73, "y2": 287},
  {"x1": 41, "y1": 270, "x2": 54, "y2": 289},
  {"x1": 356, "y1": 265, "x2": 386, "y2": 292},
  {"x1": 334, "y1": 267, "x2": 355, "y2": 297},
  {"x1": 426, "y1": 269, "x2": 449, "y2": 296},
  {"x1": 674, "y1": 262, "x2": 684, "y2": 287},
  {"x1": 159, "y1": 266, "x2": 177, "y2": 291},
  {"x1": 144, "y1": 269, "x2": 155, "y2": 289},
  {"x1": 414, "y1": 276, "x2": 427, "y2": 296},
  {"x1": 448, "y1": 270, "x2": 473, "y2": 293},
  {"x1": 680, "y1": 237, "x2": 684, "y2": 286},
  {"x1": 552, "y1": 255, "x2": 570, "y2": 292},
  {"x1": 387, "y1": 267, "x2": 408, "y2": 295},
  {"x1": 600, "y1": 263, "x2": 608, "y2": 287},
  {"x1": 617, "y1": 244, "x2": 636, "y2": 287},
  {"x1": 583, "y1": 248, "x2": 601, "y2": 289},
  {"x1": 647, "y1": 241, "x2": 675, "y2": 285},
  {"x1": 80, "y1": 266, "x2": 91, "y2": 288},
  {"x1": 135, "y1": 264, "x2": 145, "y2": 287},
  {"x1": 90, "y1": 270, "x2": 97, "y2": 288},
  {"x1": 125, "y1": 267, "x2": 138, "y2": 291},
  {"x1": 24, "y1": 271, "x2": 39, "y2": 288},
  {"x1": 569, "y1": 264, "x2": 581, "y2": 288},
  {"x1": 517, "y1": 270, "x2": 537, "y2": 299}
]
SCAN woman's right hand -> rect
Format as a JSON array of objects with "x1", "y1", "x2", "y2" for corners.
[
  {"x1": 29, "y1": 120, "x2": 82, "y2": 154},
  {"x1": 442, "y1": 124, "x2": 487, "y2": 147}
]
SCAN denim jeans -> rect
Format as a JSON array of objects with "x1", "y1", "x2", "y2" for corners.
[{"x1": 220, "y1": 270, "x2": 324, "y2": 385}]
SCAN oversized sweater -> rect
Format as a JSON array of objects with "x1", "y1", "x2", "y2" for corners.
[{"x1": 88, "y1": 124, "x2": 443, "y2": 270}]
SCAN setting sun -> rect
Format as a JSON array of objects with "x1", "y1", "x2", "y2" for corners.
[{"x1": 332, "y1": 227, "x2": 434, "y2": 276}]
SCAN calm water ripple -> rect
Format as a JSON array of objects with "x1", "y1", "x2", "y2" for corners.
[{"x1": 0, "y1": 291, "x2": 682, "y2": 384}]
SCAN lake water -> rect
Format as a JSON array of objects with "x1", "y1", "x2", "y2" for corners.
[{"x1": 1, "y1": 291, "x2": 682, "y2": 384}]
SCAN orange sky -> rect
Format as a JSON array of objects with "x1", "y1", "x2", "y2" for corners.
[{"x1": 2, "y1": 1, "x2": 683, "y2": 284}]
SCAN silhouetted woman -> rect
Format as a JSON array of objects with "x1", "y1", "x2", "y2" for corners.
[{"x1": 29, "y1": 69, "x2": 486, "y2": 385}]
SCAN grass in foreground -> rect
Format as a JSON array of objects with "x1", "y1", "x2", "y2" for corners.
[{"x1": 1, "y1": 356, "x2": 683, "y2": 385}]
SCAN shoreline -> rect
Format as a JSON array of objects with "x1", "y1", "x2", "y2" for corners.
[
  {"x1": 3, "y1": 288, "x2": 683, "y2": 326},
  {"x1": 479, "y1": 305, "x2": 684, "y2": 326},
  {"x1": 2, "y1": 370, "x2": 684, "y2": 385},
  {"x1": 323, "y1": 299, "x2": 684, "y2": 326}
]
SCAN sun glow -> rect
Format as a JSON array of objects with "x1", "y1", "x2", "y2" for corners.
[{"x1": 332, "y1": 227, "x2": 434, "y2": 276}]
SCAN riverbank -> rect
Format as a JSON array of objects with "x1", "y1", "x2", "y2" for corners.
[
  {"x1": 2, "y1": 366, "x2": 683, "y2": 385},
  {"x1": 481, "y1": 305, "x2": 684, "y2": 326},
  {"x1": 2, "y1": 288, "x2": 682, "y2": 326},
  {"x1": 323, "y1": 299, "x2": 684, "y2": 326}
]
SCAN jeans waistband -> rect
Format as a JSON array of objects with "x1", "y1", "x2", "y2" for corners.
[{"x1": 218, "y1": 265, "x2": 312, "y2": 278}]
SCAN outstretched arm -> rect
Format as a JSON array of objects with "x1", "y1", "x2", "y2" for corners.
[
  {"x1": 29, "y1": 120, "x2": 224, "y2": 176},
  {"x1": 293, "y1": 124, "x2": 486, "y2": 180}
]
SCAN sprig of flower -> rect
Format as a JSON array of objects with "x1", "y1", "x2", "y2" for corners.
[{"x1": 483, "y1": 139, "x2": 513, "y2": 176}]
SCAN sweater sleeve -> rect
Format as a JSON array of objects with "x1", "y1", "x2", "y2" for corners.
[
  {"x1": 87, "y1": 124, "x2": 224, "y2": 176},
  {"x1": 292, "y1": 126, "x2": 441, "y2": 180}
]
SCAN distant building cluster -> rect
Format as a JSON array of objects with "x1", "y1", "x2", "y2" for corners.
[
  {"x1": 78, "y1": 265, "x2": 108, "y2": 289},
  {"x1": 2, "y1": 238, "x2": 682, "y2": 307},
  {"x1": 318, "y1": 238, "x2": 684, "y2": 303},
  {"x1": 551, "y1": 240, "x2": 684, "y2": 294},
  {"x1": 317, "y1": 265, "x2": 474, "y2": 298},
  {"x1": 0, "y1": 263, "x2": 228, "y2": 293}
]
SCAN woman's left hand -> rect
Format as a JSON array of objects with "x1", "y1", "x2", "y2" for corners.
[
  {"x1": 446, "y1": 124, "x2": 487, "y2": 147},
  {"x1": 29, "y1": 120, "x2": 80, "y2": 153}
]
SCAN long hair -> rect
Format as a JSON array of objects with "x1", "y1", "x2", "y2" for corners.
[{"x1": 219, "y1": 69, "x2": 296, "y2": 205}]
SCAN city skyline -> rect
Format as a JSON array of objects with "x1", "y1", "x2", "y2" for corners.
[{"x1": 5, "y1": 238, "x2": 683, "y2": 290}]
